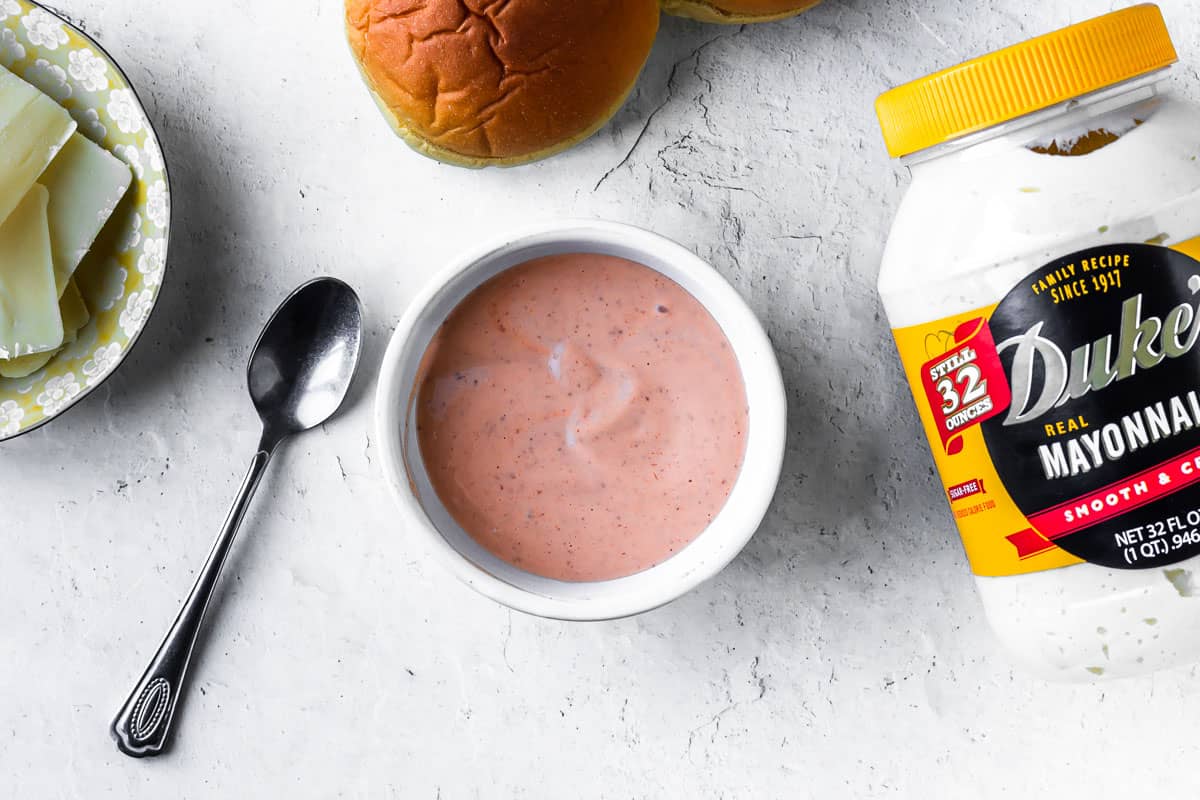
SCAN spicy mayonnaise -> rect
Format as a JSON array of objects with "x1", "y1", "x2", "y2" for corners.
[{"x1": 414, "y1": 253, "x2": 748, "y2": 582}]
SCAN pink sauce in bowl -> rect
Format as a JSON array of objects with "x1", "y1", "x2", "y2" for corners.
[{"x1": 414, "y1": 253, "x2": 748, "y2": 582}]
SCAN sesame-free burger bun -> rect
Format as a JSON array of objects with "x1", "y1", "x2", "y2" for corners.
[
  {"x1": 660, "y1": 0, "x2": 821, "y2": 23},
  {"x1": 346, "y1": 0, "x2": 660, "y2": 167}
]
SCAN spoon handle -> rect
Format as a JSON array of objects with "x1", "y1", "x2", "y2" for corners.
[{"x1": 111, "y1": 446, "x2": 274, "y2": 758}]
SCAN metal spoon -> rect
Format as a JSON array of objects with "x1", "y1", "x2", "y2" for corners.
[{"x1": 111, "y1": 277, "x2": 363, "y2": 758}]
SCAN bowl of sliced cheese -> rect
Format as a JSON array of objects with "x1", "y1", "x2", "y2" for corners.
[{"x1": 0, "y1": 0, "x2": 169, "y2": 441}]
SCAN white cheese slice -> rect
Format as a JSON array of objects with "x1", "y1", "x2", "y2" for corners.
[
  {"x1": 39, "y1": 133, "x2": 132, "y2": 295},
  {"x1": 0, "y1": 67, "x2": 76, "y2": 226},
  {"x1": 59, "y1": 279, "x2": 89, "y2": 337},
  {"x1": 0, "y1": 280, "x2": 89, "y2": 378},
  {"x1": 0, "y1": 184, "x2": 63, "y2": 359},
  {"x1": 0, "y1": 346, "x2": 54, "y2": 378}
]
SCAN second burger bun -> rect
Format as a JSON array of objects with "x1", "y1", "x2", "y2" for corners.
[
  {"x1": 346, "y1": 0, "x2": 660, "y2": 168},
  {"x1": 661, "y1": 0, "x2": 821, "y2": 23}
]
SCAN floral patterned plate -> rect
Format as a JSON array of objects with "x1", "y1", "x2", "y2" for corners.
[{"x1": 0, "y1": 0, "x2": 169, "y2": 441}]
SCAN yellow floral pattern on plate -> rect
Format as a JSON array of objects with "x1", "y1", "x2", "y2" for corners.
[{"x1": 0, "y1": 0, "x2": 169, "y2": 440}]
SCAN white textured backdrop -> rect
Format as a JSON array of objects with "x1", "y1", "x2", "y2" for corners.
[{"x1": 3, "y1": 1, "x2": 1199, "y2": 797}]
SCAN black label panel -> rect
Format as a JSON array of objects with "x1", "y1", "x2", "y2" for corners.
[{"x1": 981, "y1": 244, "x2": 1200, "y2": 569}]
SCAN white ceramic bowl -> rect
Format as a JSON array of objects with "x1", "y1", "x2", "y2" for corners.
[{"x1": 375, "y1": 220, "x2": 786, "y2": 620}]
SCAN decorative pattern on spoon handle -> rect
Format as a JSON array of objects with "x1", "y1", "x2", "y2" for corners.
[
  {"x1": 113, "y1": 672, "x2": 176, "y2": 756},
  {"x1": 128, "y1": 677, "x2": 171, "y2": 742}
]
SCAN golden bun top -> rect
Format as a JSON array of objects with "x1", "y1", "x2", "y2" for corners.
[
  {"x1": 346, "y1": 0, "x2": 659, "y2": 167},
  {"x1": 661, "y1": 0, "x2": 822, "y2": 23}
]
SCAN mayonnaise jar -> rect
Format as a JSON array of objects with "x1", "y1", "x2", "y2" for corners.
[{"x1": 875, "y1": 5, "x2": 1200, "y2": 680}]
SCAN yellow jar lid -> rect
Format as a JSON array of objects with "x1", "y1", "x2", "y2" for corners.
[{"x1": 876, "y1": 4, "x2": 1178, "y2": 158}]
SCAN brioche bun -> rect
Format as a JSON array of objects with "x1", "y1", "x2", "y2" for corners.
[
  {"x1": 661, "y1": 0, "x2": 821, "y2": 23},
  {"x1": 345, "y1": 0, "x2": 660, "y2": 167}
]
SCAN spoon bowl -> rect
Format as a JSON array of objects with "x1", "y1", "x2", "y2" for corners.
[{"x1": 249, "y1": 278, "x2": 364, "y2": 440}]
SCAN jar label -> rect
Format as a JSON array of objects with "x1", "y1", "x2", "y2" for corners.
[{"x1": 893, "y1": 239, "x2": 1200, "y2": 576}]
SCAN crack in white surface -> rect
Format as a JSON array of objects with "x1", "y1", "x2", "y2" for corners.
[
  {"x1": 594, "y1": 26, "x2": 748, "y2": 192},
  {"x1": 501, "y1": 609, "x2": 515, "y2": 673},
  {"x1": 909, "y1": 7, "x2": 957, "y2": 55},
  {"x1": 684, "y1": 656, "x2": 768, "y2": 761}
]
